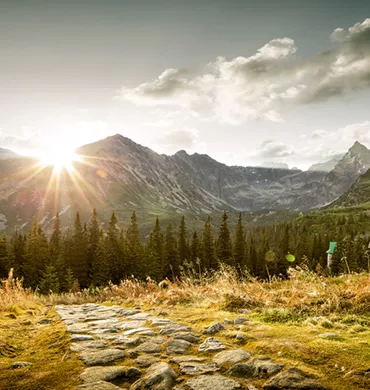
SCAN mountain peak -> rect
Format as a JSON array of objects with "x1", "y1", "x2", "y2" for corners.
[{"x1": 349, "y1": 141, "x2": 369, "y2": 155}]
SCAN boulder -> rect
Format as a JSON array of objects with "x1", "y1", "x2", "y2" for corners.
[
  {"x1": 130, "y1": 362, "x2": 177, "y2": 390},
  {"x1": 203, "y1": 322, "x2": 225, "y2": 335},
  {"x1": 75, "y1": 381, "x2": 122, "y2": 390},
  {"x1": 79, "y1": 349, "x2": 125, "y2": 366},
  {"x1": 135, "y1": 341, "x2": 162, "y2": 354},
  {"x1": 166, "y1": 339, "x2": 192, "y2": 354},
  {"x1": 213, "y1": 349, "x2": 251, "y2": 366},
  {"x1": 198, "y1": 337, "x2": 226, "y2": 353},
  {"x1": 185, "y1": 374, "x2": 242, "y2": 390},
  {"x1": 80, "y1": 366, "x2": 141, "y2": 383}
]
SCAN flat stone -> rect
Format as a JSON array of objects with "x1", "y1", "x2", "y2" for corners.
[
  {"x1": 134, "y1": 355, "x2": 161, "y2": 368},
  {"x1": 75, "y1": 381, "x2": 122, "y2": 390},
  {"x1": 112, "y1": 336, "x2": 140, "y2": 346},
  {"x1": 213, "y1": 349, "x2": 251, "y2": 366},
  {"x1": 173, "y1": 332, "x2": 201, "y2": 344},
  {"x1": 203, "y1": 322, "x2": 225, "y2": 335},
  {"x1": 166, "y1": 339, "x2": 192, "y2": 354},
  {"x1": 71, "y1": 334, "x2": 95, "y2": 342},
  {"x1": 234, "y1": 317, "x2": 249, "y2": 324},
  {"x1": 185, "y1": 374, "x2": 242, "y2": 390},
  {"x1": 67, "y1": 323, "x2": 90, "y2": 334},
  {"x1": 11, "y1": 361, "x2": 33, "y2": 369},
  {"x1": 124, "y1": 327, "x2": 151, "y2": 336},
  {"x1": 159, "y1": 323, "x2": 191, "y2": 335},
  {"x1": 135, "y1": 341, "x2": 162, "y2": 354},
  {"x1": 179, "y1": 362, "x2": 221, "y2": 375},
  {"x1": 150, "y1": 336, "x2": 166, "y2": 344},
  {"x1": 118, "y1": 309, "x2": 141, "y2": 316},
  {"x1": 170, "y1": 356, "x2": 206, "y2": 364},
  {"x1": 119, "y1": 320, "x2": 148, "y2": 330},
  {"x1": 131, "y1": 362, "x2": 177, "y2": 390},
  {"x1": 80, "y1": 366, "x2": 141, "y2": 383},
  {"x1": 150, "y1": 318, "x2": 172, "y2": 326},
  {"x1": 79, "y1": 349, "x2": 125, "y2": 366},
  {"x1": 252, "y1": 358, "x2": 284, "y2": 378},
  {"x1": 71, "y1": 340, "x2": 108, "y2": 352},
  {"x1": 263, "y1": 368, "x2": 330, "y2": 390},
  {"x1": 198, "y1": 337, "x2": 226, "y2": 353},
  {"x1": 227, "y1": 363, "x2": 254, "y2": 378}
]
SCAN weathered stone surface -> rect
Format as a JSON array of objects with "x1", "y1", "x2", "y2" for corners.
[
  {"x1": 227, "y1": 363, "x2": 254, "y2": 378},
  {"x1": 150, "y1": 318, "x2": 171, "y2": 326},
  {"x1": 119, "y1": 320, "x2": 148, "y2": 330},
  {"x1": 203, "y1": 322, "x2": 225, "y2": 335},
  {"x1": 71, "y1": 340, "x2": 108, "y2": 352},
  {"x1": 11, "y1": 361, "x2": 33, "y2": 369},
  {"x1": 67, "y1": 323, "x2": 90, "y2": 334},
  {"x1": 185, "y1": 374, "x2": 242, "y2": 390},
  {"x1": 198, "y1": 337, "x2": 226, "y2": 353},
  {"x1": 166, "y1": 339, "x2": 191, "y2": 354},
  {"x1": 134, "y1": 355, "x2": 161, "y2": 368},
  {"x1": 135, "y1": 341, "x2": 162, "y2": 354},
  {"x1": 263, "y1": 368, "x2": 330, "y2": 390},
  {"x1": 80, "y1": 366, "x2": 141, "y2": 383},
  {"x1": 234, "y1": 317, "x2": 249, "y2": 324},
  {"x1": 71, "y1": 334, "x2": 95, "y2": 342},
  {"x1": 213, "y1": 349, "x2": 251, "y2": 366},
  {"x1": 112, "y1": 336, "x2": 140, "y2": 346},
  {"x1": 159, "y1": 323, "x2": 191, "y2": 335},
  {"x1": 252, "y1": 358, "x2": 284, "y2": 378},
  {"x1": 150, "y1": 336, "x2": 166, "y2": 344},
  {"x1": 130, "y1": 362, "x2": 177, "y2": 390},
  {"x1": 79, "y1": 349, "x2": 125, "y2": 366},
  {"x1": 179, "y1": 362, "x2": 221, "y2": 375},
  {"x1": 173, "y1": 332, "x2": 201, "y2": 344},
  {"x1": 124, "y1": 327, "x2": 151, "y2": 336},
  {"x1": 170, "y1": 356, "x2": 206, "y2": 364},
  {"x1": 75, "y1": 381, "x2": 122, "y2": 390}
]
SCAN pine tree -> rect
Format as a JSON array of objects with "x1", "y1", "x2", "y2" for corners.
[
  {"x1": 164, "y1": 221, "x2": 179, "y2": 279},
  {"x1": 178, "y1": 216, "x2": 189, "y2": 268},
  {"x1": 217, "y1": 211, "x2": 233, "y2": 266},
  {"x1": 69, "y1": 212, "x2": 89, "y2": 288},
  {"x1": 39, "y1": 264, "x2": 60, "y2": 294},
  {"x1": 0, "y1": 234, "x2": 9, "y2": 278},
  {"x1": 106, "y1": 211, "x2": 124, "y2": 283},
  {"x1": 201, "y1": 216, "x2": 217, "y2": 270},
  {"x1": 126, "y1": 211, "x2": 143, "y2": 277},
  {"x1": 190, "y1": 231, "x2": 200, "y2": 263},
  {"x1": 233, "y1": 213, "x2": 246, "y2": 272},
  {"x1": 88, "y1": 208, "x2": 100, "y2": 275},
  {"x1": 8, "y1": 232, "x2": 26, "y2": 278},
  {"x1": 145, "y1": 217, "x2": 164, "y2": 280},
  {"x1": 91, "y1": 231, "x2": 110, "y2": 286}
]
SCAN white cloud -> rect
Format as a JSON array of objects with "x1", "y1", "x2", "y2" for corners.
[
  {"x1": 118, "y1": 19, "x2": 370, "y2": 124},
  {"x1": 339, "y1": 121, "x2": 370, "y2": 144},
  {"x1": 153, "y1": 127, "x2": 201, "y2": 154}
]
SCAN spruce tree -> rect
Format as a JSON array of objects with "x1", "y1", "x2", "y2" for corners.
[
  {"x1": 164, "y1": 221, "x2": 179, "y2": 279},
  {"x1": 126, "y1": 211, "x2": 143, "y2": 277},
  {"x1": 39, "y1": 264, "x2": 60, "y2": 294},
  {"x1": 91, "y1": 231, "x2": 110, "y2": 286},
  {"x1": 0, "y1": 234, "x2": 9, "y2": 278},
  {"x1": 201, "y1": 216, "x2": 217, "y2": 270},
  {"x1": 233, "y1": 213, "x2": 246, "y2": 272},
  {"x1": 190, "y1": 231, "x2": 200, "y2": 263},
  {"x1": 178, "y1": 216, "x2": 189, "y2": 268},
  {"x1": 217, "y1": 211, "x2": 233, "y2": 266},
  {"x1": 145, "y1": 217, "x2": 164, "y2": 280},
  {"x1": 106, "y1": 211, "x2": 124, "y2": 283}
]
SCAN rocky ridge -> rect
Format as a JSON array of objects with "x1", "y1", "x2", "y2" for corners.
[{"x1": 55, "y1": 304, "x2": 330, "y2": 390}]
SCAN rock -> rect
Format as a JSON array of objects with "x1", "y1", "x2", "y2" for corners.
[
  {"x1": 150, "y1": 336, "x2": 166, "y2": 344},
  {"x1": 179, "y1": 362, "x2": 221, "y2": 375},
  {"x1": 227, "y1": 363, "x2": 254, "y2": 378},
  {"x1": 112, "y1": 336, "x2": 140, "y2": 346},
  {"x1": 134, "y1": 355, "x2": 161, "y2": 368},
  {"x1": 213, "y1": 349, "x2": 251, "y2": 366},
  {"x1": 67, "y1": 323, "x2": 90, "y2": 334},
  {"x1": 151, "y1": 318, "x2": 172, "y2": 326},
  {"x1": 236, "y1": 333, "x2": 247, "y2": 342},
  {"x1": 71, "y1": 340, "x2": 108, "y2": 352},
  {"x1": 173, "y1": 332, "x2": 201, "y2": 344},
  {"x1": 75, "y1": 381, "x2": 122, "y2": 390},
  {"x1": 166, "y1": 339, "x2": 191, "y2": 354},
  {"x1": 71, "y1": 334, "x2": 95, "y2": 342},
  {"x1": 135, "y1": 341, "x2": 162, "y2": 354},
  {"x1": 234, "y1": 317, "x2": 249, "y2": 324},
  {"x1": 263, "y1": 368, "x2": 330, "y2": 390},
  {"x1": 11, "y1": 361, "x2": 33, "y2": 369},
  {"x1": 159, "y1": 323, "x2": 191, "y2": 335},
  {"x1": 185, "y1": 374, "x2": 242, "y2": 390},
  {"x1": 38, "y1": 318, "x2": 53, "y2": 325},
  {"x1": 170, "y1": 356, "x2": 206, "y2": 364},
  {"x1": 130, "y1": 362, "x2": 177, "y2": 390},
  {"x1": 79, "y1": 349, "x2": 125, "y2": 366},
  {"x1": 203, "y1": 322, "x2": 225, "y2": 335},
  {"x1": 252, "y1": 358, "x2": 284, "y2": 378},
  {"x1": 119, "y1": 320, "x2": 148, "y2": 330},
  {"x1": 318, "y1": 333, "x2": 338, "y2": 339},
  {"x1": 124, "y1": 327, "x2": 151, "y2": 336},
  {"x1": 224, "y1": 319, "x2": 233, "y2": 324},
  {"x1": 80, "y1": 366, "x2": 141, "y2": 383},
  {"x1": 198, "y1": 337, "x2": 226, "y2": 353},
  {"x1": 22, "y1": 320, "x2": 32, "y2": 326}
]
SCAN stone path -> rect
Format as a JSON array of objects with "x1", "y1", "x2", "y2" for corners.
[{"x1": 55, "y1": 304, "x2": 330, "y2": 390}]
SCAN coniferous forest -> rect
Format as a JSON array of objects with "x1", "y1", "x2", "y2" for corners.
[{"x1": 0, "y1": 209, "x2": 369, "y2": 293}]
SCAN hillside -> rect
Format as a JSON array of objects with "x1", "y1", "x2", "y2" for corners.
[{"x1": 0, "y1": 135, "x2": 369, "y2": 233}]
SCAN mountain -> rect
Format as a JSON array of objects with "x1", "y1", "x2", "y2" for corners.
[
  {"x1": 0, "y1": 135, "x2": 369, "y2": 232},
  {"x1": 308, "y1": 154, "x2": 344, "y2": 172},
  {"x1": 327, "y1": 168, "x2": 370, "y2": 208},
  {"x1": 0, "y1": 147, "x2": 18, "y2": 159}
]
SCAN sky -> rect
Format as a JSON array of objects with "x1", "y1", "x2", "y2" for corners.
[{"x1": 1, "y1": 0, "x2": 370, "y2": 169}]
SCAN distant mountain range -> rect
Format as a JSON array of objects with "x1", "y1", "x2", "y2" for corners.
[{"x1": 0, "y1": 135, "x2": 369, "y2": 233}]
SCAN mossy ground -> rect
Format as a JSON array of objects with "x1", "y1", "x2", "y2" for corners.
[{"x1": 0, "y1": 305, "x2": 84, "y2": 390}]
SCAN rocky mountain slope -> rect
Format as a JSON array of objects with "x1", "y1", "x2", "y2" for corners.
[{"x1": 0, "y1": 135, "x2": 369, "y2": 232}]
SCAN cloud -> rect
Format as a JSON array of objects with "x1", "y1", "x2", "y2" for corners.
[
  {"x1": 118, "y1": 19, "x2": 370, "y2": 124},
  {"x1": 311, "y1": 129, "x2": 329, "y2": 139},
  {"x1": 257, "y1": 140, "x2": 294, "y2": 159},
  {"x1": 153, "y1": 128, "x2": 200, "y2": 153},
  {"x1": 339, "y1": 121, "x2": 370, "y2": 144}
]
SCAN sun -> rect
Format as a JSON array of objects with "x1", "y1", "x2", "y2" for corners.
[{"x1": 38, "y1": 149, "x2": 80, "y2": 173}]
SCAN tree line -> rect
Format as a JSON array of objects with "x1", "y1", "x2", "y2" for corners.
[{"x1": 0, "y1": 209, "x2": 369, "y2": 293}]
